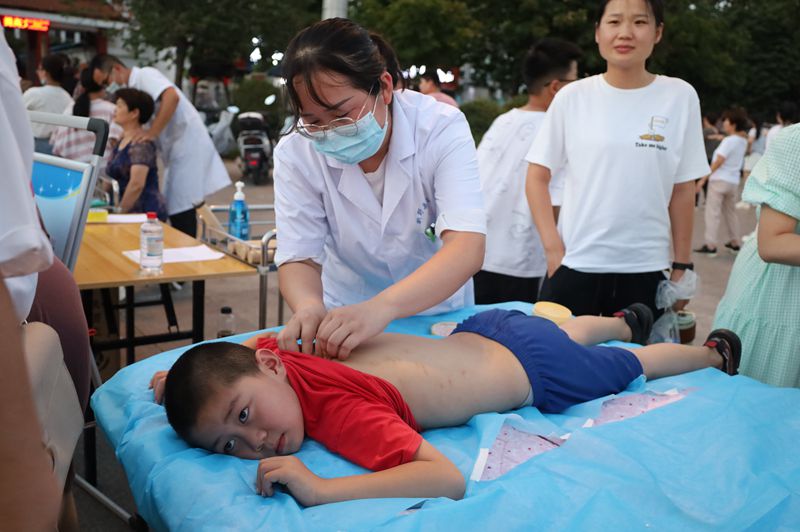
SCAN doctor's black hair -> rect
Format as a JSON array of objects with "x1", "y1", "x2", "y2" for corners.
[
  {"x1": 114, "y1": 88, "x2": 155, "y2": 124},
  {"x1": 90, "y1": 53, "x2": 126, "y2": 73},
  {"x1": 282, "y1": 18, "x2": 405, "y2": 125},
  {"x1": 164, "y1": 341, "x2": 261, "y2": 446},
  {"x1": 596, "y1": 0, "x2": 664, "y2": 26},
  {"x1": 522, "y1": 38, "x2": 582, "y2": 95}
]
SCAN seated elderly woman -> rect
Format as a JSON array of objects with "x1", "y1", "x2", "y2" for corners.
[{"x1": 107, "y1": 88, "x2": 167, "y2": 219}]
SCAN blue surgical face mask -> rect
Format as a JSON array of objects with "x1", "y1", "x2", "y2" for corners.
[{"x1": 308, "y1": 93, "x2": 389, "y2": 165}]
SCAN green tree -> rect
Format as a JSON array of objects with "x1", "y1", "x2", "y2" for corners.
[
  {"x1": 124, "y1": 0, "x2": 321, "y2": 88},
  {"x1": 353, "y1": 0, "x2": 479, "y2": 68},
  {"x1": 460, "y1": 0, "x2": 593, "y2": 92},
  {"x1": 722, "y1": 0, "x2": 800, "y2": 118},
  {"x1": 648, "y1": 0, "x2": 742, "y2": 113}
]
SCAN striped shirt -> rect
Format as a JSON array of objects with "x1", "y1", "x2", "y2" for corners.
[{"x1": 51, "y1": 99, "x2": 122, "y2": 168}]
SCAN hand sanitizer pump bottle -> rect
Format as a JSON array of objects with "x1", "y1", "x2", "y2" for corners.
[{"x1": 229, "y1": 181, "x2": 250, "y2": 240}]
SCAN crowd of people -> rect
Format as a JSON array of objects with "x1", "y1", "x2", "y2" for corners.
[{"x1": 2, "y1": 0, "x2": 798, "y2": 524}]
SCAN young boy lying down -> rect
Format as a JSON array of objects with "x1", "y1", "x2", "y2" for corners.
[{"x1": 150, "y1": 306, "x2": 740, "y2": 507}]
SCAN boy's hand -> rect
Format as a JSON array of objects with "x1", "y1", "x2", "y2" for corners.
[
  {"x1": 256, "y1": 456, "x2": 326, "y2": 507},
  {"x1": 149, "y1": 370, "x2": 169, "y2": 404}
]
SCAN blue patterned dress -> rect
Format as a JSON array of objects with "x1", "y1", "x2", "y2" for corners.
[
  {"x1": 713, "y1": 124, "x2": 800, "y2": 387},
  {"x1": 106, "y1": 140, "x2": 167, "y2": 220}
]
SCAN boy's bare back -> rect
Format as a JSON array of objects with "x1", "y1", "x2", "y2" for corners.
[{"x1": 339, "y1": 332, "x2": 531, "y2": 428}]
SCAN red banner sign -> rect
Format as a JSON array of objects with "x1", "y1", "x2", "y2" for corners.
[{"x1": 2, "y1": 15, "x2": 51, "y2": 32}]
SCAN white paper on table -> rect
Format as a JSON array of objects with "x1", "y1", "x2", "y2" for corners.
[
  {"x1": 107, "y1": 213, "x2": 148, "y2": 224},
  {"x1": 122, "y1": 245, "x2": 225, "y2": 264}
]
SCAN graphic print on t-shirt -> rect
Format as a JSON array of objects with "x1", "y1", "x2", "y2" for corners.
[{"x1": 638, "y1": 115, "x2": 669, "y2": 145}]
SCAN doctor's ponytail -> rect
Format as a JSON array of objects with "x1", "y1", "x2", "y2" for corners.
[
  {"x1": 282, "y1": 18, "x2": 405, "y2": 127},
  {"x1": 368, "y1": 32, "x2": 404, "y2": 90}
]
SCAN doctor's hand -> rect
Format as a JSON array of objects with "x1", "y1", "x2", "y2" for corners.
[
  {"x1": 277, "y1": 303, "x2": 327, "y2": 355},
  {"x1": 316, "y1": 300, "x2": 394, "y2": 360},
  {"x1": 131, "y1": 129, "x2": 157, "y2": 144}
]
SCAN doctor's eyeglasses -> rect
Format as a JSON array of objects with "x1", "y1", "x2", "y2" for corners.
[{"x1": 296, "y1": 88, "x2": 380, "y2": 140}]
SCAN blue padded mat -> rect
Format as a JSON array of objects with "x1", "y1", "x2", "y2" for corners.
[{"x1": 92, "y1": 303, "x2": 800, "y2": 531}]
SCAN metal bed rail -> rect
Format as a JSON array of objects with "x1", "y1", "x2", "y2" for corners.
[{"x1": 198, "y1": 203, "x2": 284, "y2": 328}]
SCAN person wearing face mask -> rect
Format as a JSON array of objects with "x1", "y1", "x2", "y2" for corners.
[
  {"x1": 274, "y1": 18, "x2": 486, "y2": 360},
  {"x1": 525, "y1": 0, "x2": 709, "y2": 319},
  {"x1": 89, "y1": 54, "x2": 230, "y2": 237}
]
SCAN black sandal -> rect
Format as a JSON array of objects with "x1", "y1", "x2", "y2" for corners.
[
  {"x1": 613, "y1": 303, "x2": 654, "y2": 345},
  {"x1": 704, "y1": 329, "x2": 742, "y2": 375}
]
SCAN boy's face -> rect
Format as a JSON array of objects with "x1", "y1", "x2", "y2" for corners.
[{"x1": 191, "y1": 350, "x2": 305, "y2": 460}]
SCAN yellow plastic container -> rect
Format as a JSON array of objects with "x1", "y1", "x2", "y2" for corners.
[
  {"x1": 532, "y1": 301, "x2": 572, "y2": 325},
  {"x1": 86, "y1": 208, "x2": 108, "y2": 223}
]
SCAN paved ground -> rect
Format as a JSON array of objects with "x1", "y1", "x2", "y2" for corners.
[{"x1": 74, "y1": 167, "x2": 757, "y2": 529}]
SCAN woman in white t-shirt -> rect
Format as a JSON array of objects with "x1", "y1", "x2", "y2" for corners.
[
  {"x1": 525, "y1": 0, "x2": 709, "y2": 317},
  {"x1": 22, "y1": 53, "x2": 73, "y2": 154},
  {"x1": 694, "y1": 108, "x2": 750, "y2": 255}
]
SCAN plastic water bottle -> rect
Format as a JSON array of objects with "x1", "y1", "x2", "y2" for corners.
[
  {"x1": 217, "y1": 306, "x2": 236, "y2": 338},
  {"x1": 139, "y1": 211, "x2": 163, "y2": 274},
  {"x1": 228, "y1": 181, "x2": 250, "y2": 240}
]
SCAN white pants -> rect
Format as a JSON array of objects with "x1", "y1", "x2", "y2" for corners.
[{"x1": 704, "y1": 180, "x2": 740, "y2": 246}]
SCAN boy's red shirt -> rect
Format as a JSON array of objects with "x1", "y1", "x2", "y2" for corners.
[{"x1": 256, "y1": 337, "x2": 423, "y2": 471}]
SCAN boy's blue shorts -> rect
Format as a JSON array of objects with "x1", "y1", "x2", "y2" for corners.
[{"x1": 452, "y1": 309, "x2": 643, "y2": 413}]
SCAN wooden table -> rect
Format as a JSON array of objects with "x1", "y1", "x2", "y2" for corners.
[{"x1": 75, "y1": 222, "x2": 256, "y2": 366}]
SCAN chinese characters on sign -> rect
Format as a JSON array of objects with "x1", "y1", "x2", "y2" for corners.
[{"x1": 2, "y1": 16, "x2": 51, "y2": 32}]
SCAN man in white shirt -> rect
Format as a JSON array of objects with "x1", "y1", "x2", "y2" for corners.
[
  {"x1": 91, "y1": 54, "x2": 230, "y2": 236},
  {"x1": 474, "y1": 38, "x2": 582, "y2": 304}
]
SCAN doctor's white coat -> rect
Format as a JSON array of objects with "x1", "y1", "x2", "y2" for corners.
[
  {"x1": 274, "y1": 89, "x2": 486, "y2": 314},
  {"x1": 128, "y1": 66, "x2": 230, "y2": 216}
]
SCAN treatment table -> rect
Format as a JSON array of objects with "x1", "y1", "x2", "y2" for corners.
[{"x1": 92, "y1": 302, "x2": 800, "y2": 531}]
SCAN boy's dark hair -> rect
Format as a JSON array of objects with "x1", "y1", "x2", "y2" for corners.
[
  {"x1": 164, "y1": 341, "x2": 261, "y2": 444},
  {"x1": 420, "y1": 72, "x2": 441, "y2": 88},
  {"x1": 522, "y1": 38, "x2": 582, "y2": 95},
  {"x1": 282, "y1": 18, "x2": 405, "y2": 127},
  {"x1": 722, "y1": 107, "x2": 749, "y2": 132},
  {"x1": 778, "y1": 101, "x2": 798, "y2": 124},
  {"x1": 114, "y1": 88, "x2": 155, "y2": 124},
  {"x1": 596, "y1": 0, "x2": 665, "y2": 26}
]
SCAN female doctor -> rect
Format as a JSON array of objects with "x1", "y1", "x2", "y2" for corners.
[{"x1": 274, "y1": 18, "x2": 486, "y2": 359}]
